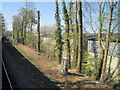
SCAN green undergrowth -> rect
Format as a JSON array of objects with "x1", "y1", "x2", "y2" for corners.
[{"x1": 50, "y1": 78, "x2": 58, "y2": 82}]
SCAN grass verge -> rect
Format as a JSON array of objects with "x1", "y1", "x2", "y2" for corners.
[{"x1": 13, "y1": 44, "x2": 40, "y2": 69}]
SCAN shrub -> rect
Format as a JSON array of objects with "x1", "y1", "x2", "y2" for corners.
[{"x1": 82, "y1": 52, "x2": 100, "y2": 78}]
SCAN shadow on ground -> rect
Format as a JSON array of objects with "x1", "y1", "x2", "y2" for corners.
[
  {"x1": 68, "y1": 72, "x2": 84, "y2": 77},
  {"x1": 2, "y1": 38, "x2": 60, "y2": 89},
  {"x1": 53, "y1": 79, "x2": 97, "y2": 88}
]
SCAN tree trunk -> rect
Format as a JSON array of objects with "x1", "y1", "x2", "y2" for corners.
[
  {"x1": 21, "y1": 21, "x2": 24, "y2": 44},
  {"x1": 17, "y1": 29, "x2": 19, "y2": 43},
  {"x1": 62, "y1": 0, "x2": 70, "y2": 74},
  {"x1": 76, "y1": 0, "x2": 83, "y2": 73},
  {"x1": 74, "y1": 0, "x2": 78, "y2": 68},
  {"x1": 30, "y1": 23, "x2": 33, "y2": 32},
  {"x1": 97, "y1": 2, "x2": 105, "y2": 80},
  {"x1": 37, "y1": 11, "x2": 41, "y2": 52},
  {"x1": 69, "y1": 0, "x2": 73, "y2": 69},
  {"x1": 23, "y1": 22, "x2": 27, "y2": 45},
  {"x1": 106, "y1": 39, "x2": 118, "y2": 81},
  {"x1": 100, "y1": 5, "x2": 114, "y2": 81},
  {"x1": 12, "y1": 23, "x2": 15, "y2": 39},
  {"x1": 55, "y1": 0, "x2": 62, "y2": 64}
]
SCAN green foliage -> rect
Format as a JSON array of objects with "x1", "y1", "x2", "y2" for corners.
[
  {"x1": 25, "y1": 32, "x2": 37, "y2": 48},
  {"x1": 12, "y1": 15, "x2": 22, "y2": 40},
  {"x1": 18, "y1": 7, "x2": 36, "y2": 24},
  {"x1": 41, "y1": 39, "x2": 55, "y2": 61},
  {"x1": 12, "y1": 30, "x2": 17, "y2": 39},
  {"x1": 13, "y1": 2, "x2": 38, "y2": 45},
  {"x1": 99, "y1": 16, "x2": 108, "y2": 19},
  {"x1": 69, "y1": 1, "x2": 75, "y2": 21},
  {"x1": 54, "y1": 28, "x2": 63, "y2": 48},
  {"x1": 62, "y1": 1, "x2": 69, "y2": 24},
  {"x1": 54, "y1": 1, "x2": 63, "y2": 63},
  {"x1": 102, "y1": 28, "x2": 107, "y2": 32},
  {"x1": 27, "y1": 9, "x2": 37, "y2": 24},
  {"x1": 82, "y1": 52, "x2": 100, "y2": 77}
]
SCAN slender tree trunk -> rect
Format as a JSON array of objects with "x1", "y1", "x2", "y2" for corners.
[
  {"x1": 69, "y1": 0, "x2": 73, "y2": 69},
  {"x1": 21, "y1": 21, "x2": 24, "y2": 44},
  {"x1": 17, "y1": 29, "x2": 19, "y2": 43},
  {"x1": 106, "y1": 39, "x2": 118, "y2": 81},
  {"x1": 75, "y1": 0, "x2": 78, "y2": 67},
  {"x1": 107, "y1": 61, "x2": 120, "y2": 83},
  {"x1": 12, "y1": 23, "x2": 15, "y2": 39},
  {"x1": 97, "y1": 3, "x2": 105, "y2": 80},
  {"x1": 55, "y1": 0, "x2": 62, "y2": 64},
  {"x1": 30, "y1": 23, "x2": 33, "y2": 32},
  {"x1": 69, "y1": 0, "x2": 73, "y2": 33},
  {"x1": 100, "y1": 5, "x2": 114, "y2": 81},
  {"x1": 37, "y1": 11, "x2": 41, "y2": 52},
  {"x1": 23, "y1": 9, "x2": 28, "y2": 45},
  {"x1": 76, "y1": 0, "x2": 83, "y2": 73},
  {"x1": 62, "y1": 0, "x2": 70, "y2": 74},
  {"x1": 23, "y1": 22, "x2": 27, "y2": 45}
]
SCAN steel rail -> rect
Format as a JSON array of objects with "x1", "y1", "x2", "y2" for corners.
[{"x1": 2, "y1": 61, "x2": 13, "y2": 90}]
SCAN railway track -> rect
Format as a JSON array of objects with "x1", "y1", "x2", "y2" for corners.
[
  {"x1": 2, "y1": 61, "x2": 13, "y2": 90},
  {"x1": 2, "y1": 39, "x2": 60, "y2": 88}
]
